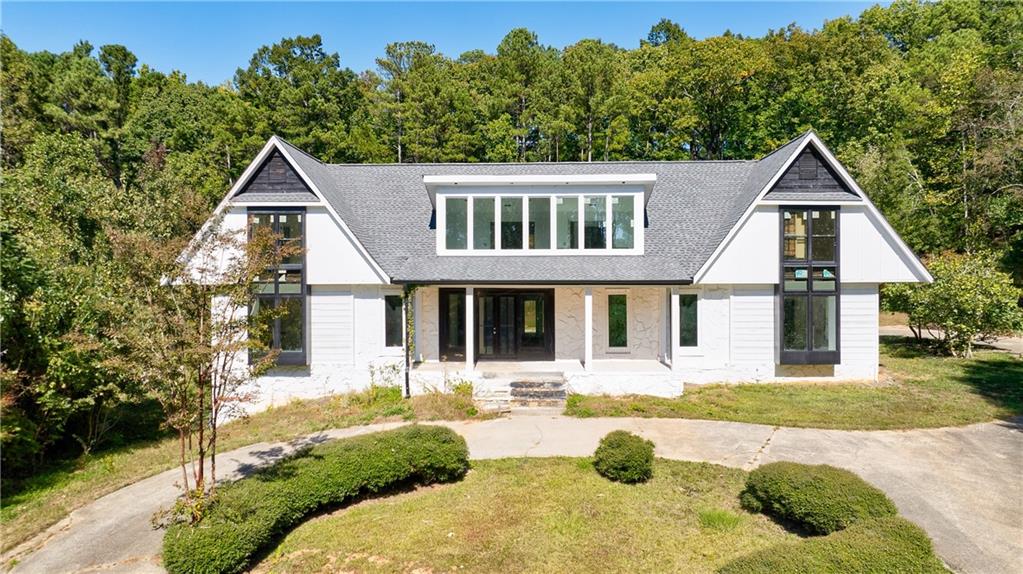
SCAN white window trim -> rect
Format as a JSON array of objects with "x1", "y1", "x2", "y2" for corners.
[
  {"x1": 436, "y1": 189, "x2": 644, "y2": 256},
  {"x1": 675, "y1": 287, "x2": 703, "y2": 357},
  {"x1": 606, "y1": 289, "x2": 631, "y2": 354}
]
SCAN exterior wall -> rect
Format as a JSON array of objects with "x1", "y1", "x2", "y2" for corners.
[
  {"x1": 700, "y1": 206, "x2": 779, "y2": 284},
  {"x1": 555, "y1": 287, "x2": 585, "y2": 361},
  {"x1": 592, "y1": 287, "x2": 663, "y2": 360},
  {"x1": 305, "y1": 206, "x2": 387, "y2": 285},
  {"x1": 673, "y1": 284, "x2": 879, "y2": 384},
  {"x1": 699, "y1": 204, "x2": 929, "y2": 286}
]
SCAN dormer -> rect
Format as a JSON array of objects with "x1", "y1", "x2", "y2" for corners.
[{"x1": 426, "y1": 174, "x2": 655, "y2": 256}]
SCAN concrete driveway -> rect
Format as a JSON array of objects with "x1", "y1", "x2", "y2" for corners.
[{"x1": 6, "y1": 416, "x2": 1021, "y2": 574}]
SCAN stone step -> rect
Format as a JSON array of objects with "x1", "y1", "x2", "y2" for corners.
[
  {"x1": 481, "y1": 372, "x2": 565, "y2": 383},
  {"x1": 509, "y1": 380, "x2": 565, "y2": 390},
  {"x1": 510, "y1": 399, "x2": 566, "y2": 409},
  {"x1": 510, "y1": 389, "x2": 567, "y2": 400}
]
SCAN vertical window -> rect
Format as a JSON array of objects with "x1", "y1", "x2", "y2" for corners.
[
  {"x1": 556, "y1": 196, "x2": 578, "y2": 249},
  {"x1": 248, "y1": 209, "x2": 306, "y2": 365},
  {"x1": 611, "y1": 195, "x2": 634, "y2": 249},
  {"x1": 608, "y1": 294, "x2": 628, "y2": 348},
  {"x1": 780, "y1": 208, "x2": 839, "y2": 364},
  {"x1": 501, "y1": 197, "x2": 523, "y2": 250},
  {"x1": 528, "y1": 197, "x2": 551, "y2": 249},
  {"x1": 473, "y1": 197, "x2": 495, "y2": 250},
  {"x1": 584, "y1": 196, "x2": 607, "y2": 249},
  {"x1": 679, "y1": 294, "x2": 698, "y2": 347},
  {"x1": 384, "y1": 295, "x2": 403, "y2": 348},
  {"x1": 445, "y1": 197, "x2": 468, "y2": 250}
]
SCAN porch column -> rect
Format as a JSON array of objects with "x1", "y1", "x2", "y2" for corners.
[
  {"x1": 670, "y1": 287, "x2": 680, "y2": 372},
  {"x1": 465, "y1": 287, "x2": 475, "y2": 372},
  {"x1": 584, "y1": 286, "x2": 593, "y2": 371}
]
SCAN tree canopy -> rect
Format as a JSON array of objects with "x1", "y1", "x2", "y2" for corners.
[{"x1": 2, "y1": 0, "x2": 1021, "y2": 473}]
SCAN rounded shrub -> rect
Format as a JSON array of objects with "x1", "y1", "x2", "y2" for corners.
[
  {"x1": 718, "y1": 516, "x2": 946, "y2": 574},
  {"x1": 593, "y1": 430, "x2": 654, "y2": 484},
  {"x1": 739, "y1": 461, "x2": 897, "y2": 534},
  {"x1": 163, "y1": 425, "x2": 469, "y2": 574}
]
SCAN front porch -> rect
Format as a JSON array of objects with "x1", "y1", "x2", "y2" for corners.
[{"x1": 411, "y1": 284, "x2": 686, "y2": 401}]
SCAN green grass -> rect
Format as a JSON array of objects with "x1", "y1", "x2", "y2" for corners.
[
  {"x1": 254, "y1": 458, "x2": 795, "y2": 573},
  {"x1": 0, "y1": 386, "x2": 482, "y2": 554},
  {"x1": 565, "y1": 338, "x2": 1023, "y2": 430}
]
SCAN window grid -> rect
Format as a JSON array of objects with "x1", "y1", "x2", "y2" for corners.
[
  {"x1": 780, "y1": 208, "x2": 840, "y2": 365},
  {"x1": 248, "y1": 207, "x2": 306, "y2": 366}
]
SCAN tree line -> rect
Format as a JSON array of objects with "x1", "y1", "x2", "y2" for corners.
[{"x1": 2, "y1": 0, "x2": 1021, "y2": 474}]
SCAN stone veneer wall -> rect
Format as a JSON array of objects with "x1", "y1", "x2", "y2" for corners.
[{"x1": 555, "y1": 286, "x2": 665, "y2": 362}]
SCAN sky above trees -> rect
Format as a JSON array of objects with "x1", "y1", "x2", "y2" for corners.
[{"x1": 4, "y1": 1, "x2": 881, "y2": 84}]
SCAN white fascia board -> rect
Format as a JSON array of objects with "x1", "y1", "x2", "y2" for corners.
[
  {"x1": 424, "y1": 173, "x2": 656, "y2": 187},
  {"x1": 693, "y1": 132, "x2": 932, "y2": 284}
]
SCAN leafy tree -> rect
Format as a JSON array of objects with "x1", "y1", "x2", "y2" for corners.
[{"x1": 883, "y1": 253, "x2": 1023, "y2": 356}]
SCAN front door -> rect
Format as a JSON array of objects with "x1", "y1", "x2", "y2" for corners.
[{"x1": 476, "y1": 289, "x2": 554, "y2": 360}]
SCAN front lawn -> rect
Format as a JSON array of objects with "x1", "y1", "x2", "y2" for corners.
[
  {"x1": 255, "y1": 458, "x2": 795, "y2": 573},
  {"x1": 0, "y1": 386, "x2": 482, "y2": 554},
  {"x1": 565, "y1": 338, "x2": 1022, "y2": 430}
]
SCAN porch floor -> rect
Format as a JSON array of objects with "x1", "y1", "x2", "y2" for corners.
[{"x1": 413, "y1": 359, "x2": 671, "y2": 375}]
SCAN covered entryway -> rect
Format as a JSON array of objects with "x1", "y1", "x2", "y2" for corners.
[
  {"x1": 475, "y1": 289, "x2": 555, "y2": 361},
  {"x1": 438, "y1": 288, "x2": 555, "y2": 362}
]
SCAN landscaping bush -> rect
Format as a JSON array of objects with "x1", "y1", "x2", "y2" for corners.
[
  {"x1": 739, "y1": 461, "x2": 897, "y2": 534},
  {"x1": 162, "y1": 425, "x2": 469, "y2": 574},
  {"x1": 718, "y1": 516, "x2": 946, "y2": 573},
  {"x1": 593, "y1": 430, "x2": 654, "y2": 483}
]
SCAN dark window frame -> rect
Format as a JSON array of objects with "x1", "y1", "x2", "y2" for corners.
[
  {"x1": 607, "y1": 293, "x2": 628, "y2": 349},
  {"x1": 679, "y1": 293, "x2": 698, "y2": 348},
  {"x1": 438, "y1": 288, "x2": 467, "y2": 361},
  {"x1": 779, "y1": 207, "x2": 840, "y2": 365},
  {"x1": 384, "y1": 294, "x2": 404, "y2": 348},
  {"x1": 248, "y1": 207, "x2": 307, "y2": 366}
]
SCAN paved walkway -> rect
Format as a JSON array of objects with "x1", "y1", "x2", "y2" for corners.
[
  {"x1": 7, "y1": 416, "x2": 1021, "y2": 574},
  {"x1": 880, "y1": 326, "x2": 1023, "y2": 355}
]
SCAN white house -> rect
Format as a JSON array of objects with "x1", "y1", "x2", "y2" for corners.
[{"x1": 193, "y1": 131, "x2": 931, "y2": 409}]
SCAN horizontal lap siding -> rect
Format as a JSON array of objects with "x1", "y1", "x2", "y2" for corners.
[
  {"x1": 311, "y1": 287, "x2": 354, "y2": 365},
  {"x1": 840, "y1": 284, "x2": 878, "y2": 367},
  {"x1": 730, "y1": 286, "x2": 775, "y2": 363}
]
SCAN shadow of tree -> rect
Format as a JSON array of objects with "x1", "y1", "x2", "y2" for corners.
[
  {"x1": 879, "y1": 336, "x2": 935, "y2": 358},
  {"x1": 958, "y1": 356, "x2": 1023, "y2": 418}
]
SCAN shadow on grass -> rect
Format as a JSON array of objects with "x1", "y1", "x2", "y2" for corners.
[
  {"x1": 879, "y1": 336, "x2": 936, "y2": 358},
  {"x1": 958, "y1": 355, "x2": 1023, "y2": 419}
]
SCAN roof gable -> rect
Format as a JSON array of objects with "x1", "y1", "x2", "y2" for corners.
[
  {"x1": 234, "y1": 149, "x2": 318, "y2": 202},
  {"x1": 763, "y1": 146, "x2": 860, "y2": 202}
]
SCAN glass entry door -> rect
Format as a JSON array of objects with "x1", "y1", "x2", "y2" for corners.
[{"x1": 476, "y1": 290, "x2": 554, "y2": 360}]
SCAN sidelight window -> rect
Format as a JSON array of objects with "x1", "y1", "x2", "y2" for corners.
[
  {"x1": 608, "y1": 294, "x2": 628, "y2": 349},
  {"x1": 780, "y1": 208, "x2": 839, "y2": 364},
  {"x1": 384, "y1": 295, "x2": 403, "y2": 348}
]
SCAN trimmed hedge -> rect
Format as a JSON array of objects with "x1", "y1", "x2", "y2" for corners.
[
  {"x1": 162, "y1": 425, "x2": 469, "y2": 574},
  {"x1": 739, "y1": 461, "x2": 897, "y2": 534},
  {"x1": 593, "y1": 430, "x2": 654, "y2": 483},
  {"x1": 718, "y1": 516, "x2": 946, "y2": 574}
]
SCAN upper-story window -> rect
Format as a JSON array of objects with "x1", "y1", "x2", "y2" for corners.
[
  {"x1": 249, "y1": 207, "x2": 306, "y2": 366},
  {"x1": 438, "y1": 191, "x2": 643, "y2": 255},
  {"x1": 780, "y1": 208, "x2": 839, "y2": 365}
]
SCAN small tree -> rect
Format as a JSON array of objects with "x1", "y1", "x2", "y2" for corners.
[
  {"x1": 883, "y1": 253, "x2": 1023, "y2": 357},
  {"x1": 107, "y1": 204, "x2": 293, "y2": 521}
]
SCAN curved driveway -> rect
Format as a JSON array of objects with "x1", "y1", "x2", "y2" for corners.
[{"x1": 6, "y1": 415, "x2": 1021, "y2": 574}]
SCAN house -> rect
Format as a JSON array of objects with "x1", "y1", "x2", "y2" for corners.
[{"x1": 193, "y1": 131, "x2": 931, "y2": 409}]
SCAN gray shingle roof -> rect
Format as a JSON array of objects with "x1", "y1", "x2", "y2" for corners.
[{"x1": 274, "y1": 132, "x2": 823, "y2": 284}]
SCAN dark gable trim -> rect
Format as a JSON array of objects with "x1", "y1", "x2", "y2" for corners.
[
  {"x1": 763, "y1": 146, "x2": 860, "y2": 201},
  {"x1": 235, "y1": 149, "x2": 318, "y2": 200}
]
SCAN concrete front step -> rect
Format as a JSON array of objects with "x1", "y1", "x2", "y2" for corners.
[
  {"x1": 510, "y1": 389, "x2": 566, "y2": 400},
  {"x1": 510, "y1": 400, "x2": 566, "y2": 409},
  {"x1": 509, "y1": 380, "x2": 564, "y2": 390}
]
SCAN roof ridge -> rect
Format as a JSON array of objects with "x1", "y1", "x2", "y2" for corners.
[
  {"x1": 272, "y1": 135, "x2": 324, "y2": 165},
  {"x1": 322, "y1": 159, "x2": 758, "y2": 167},
  {"x1": 756, "y1": 130, "x2": 813, "y2": 163}
]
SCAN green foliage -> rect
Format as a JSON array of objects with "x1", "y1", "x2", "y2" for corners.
[
  {"x1": 718, "y1": 516, "x2": 945, "y2": 574},
  {"x1": 884, "y1": 252, "x2": 1023, "y2": 356},
  {"x1": 593, "y1": 430, "x2": 655, "y2": 484},
  {"x1": 698, "y1": 508, "x2": 743, "y2": 531},
  {"x1": 162, "y1": 425, "x2": 469, "y2": 574},
  {"x1": 740, "y1": 462, "x2": 897, "y2": 535}
]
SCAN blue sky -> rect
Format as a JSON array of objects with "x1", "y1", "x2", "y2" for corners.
[{"x1": 4, "y1": 2, "x2": 883, "y2": 85}]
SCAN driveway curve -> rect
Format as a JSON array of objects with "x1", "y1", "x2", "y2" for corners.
[{"x1": 6, "y1": 416, "x2": 1021, "y2": 574}]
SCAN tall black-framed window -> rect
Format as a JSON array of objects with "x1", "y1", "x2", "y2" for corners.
[
  {"x1": 249, "y1": 207, "x2": 306, "y2": 366},
  {"x1": 780, "y1": 207, "x2": 839, "y2": 365}
]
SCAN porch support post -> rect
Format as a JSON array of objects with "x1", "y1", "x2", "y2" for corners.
[
  {"x1": 465, "y1": 287, "x2": 475, "y2": 372},
  {"x1": 584, "y1": 286, "x2": 593, "y2": 371},
  {"x1": 670, "y1": 287, "x2": 680, "y2": 372}
]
